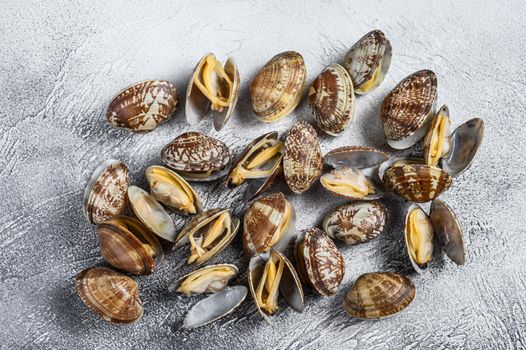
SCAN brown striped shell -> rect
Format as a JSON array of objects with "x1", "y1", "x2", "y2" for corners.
[
  {"x1": 343, "y1": 272, "x2": 415, "y2": 320},
  {"x1": 323, "y1": 201, "x2": 388, "y2": 245},
  {"x1": 161, "y1": 131, "x2": 231, "y2": 181},
  {"x1": 380, "y1": 70, "x2": 438, "y2": 149},
  {"x1": 83, "y1": 159, "x2": 130, "y2": 225},
  {"x1": 324, "y1": 146, "x2": 388, "y2": 169},
  {"x1": 283, "y1": 122, "x2": 323, "y2": 193},
  {"x1": 295, "y1": 228, "x2": 344, "y2": 296},
  {"x1": 309, "y1": 64, "x2": 355, "y2": 135},
  {"x1": 107, "y1": 80, "x2": 179, "y2": 133},
  {"x1": 97, "y1": 216, "x2": 164, "y2": 275},
  {"x1": 250, "y1": 51, "x2": 306, "y2": 122},
  {"x1": 76, "y1": 267, "x2": 143, "y2": 324}
]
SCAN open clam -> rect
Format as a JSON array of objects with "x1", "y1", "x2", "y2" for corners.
[
  {"x1": 430, "y1": 198, "x2": 465, "y2": 265},
  {"x1": 320, "y1": 167, "x2": 383, "y2": 200},
  {"x1": 423, "y1": 105, "x2": 452, "y2": 167},
  {"x1": 186, "y1": 53, "x2": 240, "y2": 131},
  {"x1": 174, "y1": 209, "x2": 240, "y2": 266},
  {"x1": 169, "y1": 263, "x2": 238, "y2": 295},
  {"x1": 250, "y1": 51, "x2": 306, "y2": 122}
]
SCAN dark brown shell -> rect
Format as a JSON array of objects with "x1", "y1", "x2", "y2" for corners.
[
  {"x1": 107, "y1": 80, "x2": 179, "y2": 133},
  {"x1": 283, "y1": 122, "x2": 323, "y2": 193},
  {"x1": 430, "y1": 199, "x2": 465, "y2": 265}
]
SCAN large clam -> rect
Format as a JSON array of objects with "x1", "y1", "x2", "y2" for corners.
[
  {"x1": 169, "y1": 263, "x2": 238, "y2": 295},
  {"x1": 186, "y1": 53, "x2": 240, "y2": 131},
  {"x1": 250, "y1": 51, "x2": 306, "y2": 122}
]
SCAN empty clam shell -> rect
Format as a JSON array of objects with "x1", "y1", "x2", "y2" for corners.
[
  {"x1": 423, "y1": 105, "x2": 452, "y2": 167},
  {"x1": 404, "y1": 204, "x2": 434, "y2": 273},
  {"x1": 169, "y1": 263, "x2": 238, "y2": 295},
  {"x1": 320, "y1": 167, "x2": 383, "y2": 200},
  {"x1": 250, "y1": 51, "x2": 306, "y2": 122},
  {"x1": 324, "y1": 146, "x2": 388, "y2": 169},
  {"x1": 442, "y1": 118, "x2": 484, "y2": 177},
  {"x1": 430, "y1": 199, "x2": 465, "y2": 265}
]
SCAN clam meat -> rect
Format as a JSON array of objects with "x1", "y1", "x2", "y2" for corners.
[
  {"x1": 320, "y1": 167, "x2": 382, "y2": 200},
  {"x1": 169, "y1": 263, "x2": 238, "y2": 295},
  {"x1": 404, "y1": 204, "x2": 434, "y2": 272}
]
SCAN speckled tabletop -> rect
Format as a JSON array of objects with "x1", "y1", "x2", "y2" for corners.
[{"x1": 1, "y1": 1, "x2": 526, "y2": 349}]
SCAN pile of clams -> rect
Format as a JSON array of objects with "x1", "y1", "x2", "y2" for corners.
[{"x1": 76, "y1": 29, "x2": 485, "y2": 328}]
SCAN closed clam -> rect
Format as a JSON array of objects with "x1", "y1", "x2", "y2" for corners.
[
  {"x1": 309, "y1": 64, "x2": 355, "y2": 135},
  {"x1": 107, "y1": 80, "x2": 179, "y2": 133},
  {"x1": 161, "y1": 131, "x2": 231, "y2": 181},
  {"x1": 186, "y1": 53, "x2": 240, "y2": 131},
  {"x1": 283, "y1": 121, "x2": 323, "y2": 193},
  {"x1": 83, "y1": 159, "x2": 130, "y2": 225},
  {"x1": 343, "y1": 30, "x2": 392, "y2": 94},
  {"x1": 97, "y1": 216, "x2": 164, "y2": 275},
  {"x1": 324, "y1": 146, "x2": 388, "y2": 169},
  {"x1": 243, "y1": 192, "x2": 295, "y2": 256},
  {"x1": 295, "y1": 228, "x2": 344, "y2": 296},
  {"x1": 343, "y1": 272, "x2": 415, "y2": 320},
  {"x1": 404, "y1": 204, "x2": 434, "y2": 273},
  {"x1": 169, "y1": 263, "x2": 238, "y2": 295},
  {"x1": 250, "y1": 51, "x2": 306, "y2": 122},
  {"x1": 320, "y1": 167, "x2": 383, "y2": 200},
  {"x1": 380, "y1": 70, "x2": 438, "y2": 149},
  {"x1": 174, "y1": 208, "x2": 240, "y2": 266},
  {"x1": 323, "y1": 201, "x2": 388, "y2": 245},
  {"x1": 76, "y1": 267, "x2": 143, "y2": 324}
]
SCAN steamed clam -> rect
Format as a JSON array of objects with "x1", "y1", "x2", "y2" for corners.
[
  {"x1": 169, "y1": 263, "x2": 238, "y2": 295},
  {"x1": 320, "y1": 167, "x2": 382, "y2": 200}
]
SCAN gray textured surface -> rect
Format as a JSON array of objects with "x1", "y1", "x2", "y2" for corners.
[{"x1": 1, "y1": 1, "x2": 525, "y2": 349}]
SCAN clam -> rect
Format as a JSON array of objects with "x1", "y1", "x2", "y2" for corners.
[
  {"x1": 441, "y1": 118, "x2": 484, "y2": 177},
  {"x1": 226, "y1": 132, "x2": 284, "y2": 200},
  {"x1": 248, "y1": 251, "x2": 303, "y2": 322},
  {"x1": 174, "y1": 209, "x2": 240, "y2": 266},
  {"x1": 430, "y1": 198, "x2": 465, "y2": 265},
  {"x1": 309, "y1": 63, "x2": 355, "y2": 135},
  {"x1": 343, "y1": 30, "x2": 392, "y2": 94},
  {"x1": 76, "y1": 267, "x2": 143, "y2": 324},
  {"x1": 423, "y1": 105, "x2": 452, "y2": 167},
  {"x1": 343, "y1": 272, "x2": 415, "y2": 320},
  {"x1": 243, "y1": 192, "x2": 295, "y2": 256},
  {"x1": 97, "y1": 216, "x2": 164, "y2": 275},
  {"x1": 145, "y1": 165, "x2": 203, "y2": 215},
  {"x1": 161, "y1": 131, "x2": 231, "y2": 181},
  {"x1": 128, "y1": 186, "x2": 177, "y2": 242},
  {"x1": 169, "y1": 263, "x2": 238, "y2": 295},
  {"x1": 295, "y1": 228, "x2": 344, "y2": 296},
  {"x1": 323, "y1": 201, "x2": 388, "y2": 245},
  {"x1": 324, "y1": 146, "x2": 388, "y2": 169},
  {"x1": 283, "y1": 121, "x2": 323, "y2": 193},
  {"x1": 250, "y1": 51, "x2": 306, "y2": 122},
  {"x1": 380, "y1": 70, "x2": 438, "y2": 149},
  {"x1": 186, "y1": 53, "x2": 240, "y2": 131},
  {"x1": 320, "y1": 167, "x2": 383, "y2": 200},
  {"x1": 83, "y1": 159, "x2": 130, "y2": 225},
  {"x1": 106, "y1": 80, "x2": 179, "y2": 133}
]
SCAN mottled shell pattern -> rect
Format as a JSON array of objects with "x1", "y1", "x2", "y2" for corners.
[
  {"x1": 309, "y1": 63, "x2": 355, "y2": 135},
  {"x1": 250, "y1": 51, "x2": 306, "y2": 122},
  {"x1": 107, "y1": 80, "x2": 179, "y2": 133},
  {"x1": 169, "y1": 263, "x2": 238, "y2": 295}
]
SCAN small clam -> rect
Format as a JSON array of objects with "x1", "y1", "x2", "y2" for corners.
[
  {"x1": 128, "y1": 186, "x2": 177, "y2": 242},
  {"x1": 161, "y1": 131, "x2": 231, "y2": 181},
  {"x1": 343, "y1": 30, "x2": 392, "y2": 94},
  {"x1": 323, "y1": 201, "x2": 388, "y2": 245},
  {"x1": 343, "y1": 272, "x2": 415, "y2": 320},
  {"x1": 186, "y1": 53, "x2": 240, "y2": 131},
  {"x1": 250, "y1": 51, "x2": 307, "y2": 122},
  {"x1": 283, "y1": 121, "x2": 323, "y2": 194},
  {"x1": 98, "y1": 216, "x2": 164, "y2": 275},
  {"x1": 83, "y1": 159, "x2": 130, "y2": 225},
  {"x1": 324, "y1": 146, "x2": 388, "y2": 169},
  {"x1": 295, "y1": 228, "x2": 344, "y2": 296},
  {"x1": 309, "y1": 63, "x2": 355, "y2": 135},
  {"x1": 174, "y1": 209, "x2": 240, "y2": 266},
  {"x1": 169, "y1": 263, "x2": 238, "y2": 295},
  {"x1": 320, "y1": 167, "x2": 383, "y2": 200},
  {"x1": 226, "y1": 132, "x2": 284, "y2": 200},
  {"x1": 404, "y1": 204, "x2": 434, "y2": 273},
  {"x1": 145, "y1": 165, "x2": 203, "y2": 215},
  {"x1": 423, "y1": 105, "x2": 452, "y2": 167},
  {"x1": 248, "y1": 251, "x2": 303, "y2": 322},
  {"x1": 380, "y1": 70, "x2": 438, "y2": 149},
  {"x1": 106, "y1": 80, "x2": 179, "y2": 133},
  {"x1": 243, "y1": 192, "x2": 295, "y2": 256},
  {"x1": 76, "y1": 267, "x2": 143, "y2": 324}
]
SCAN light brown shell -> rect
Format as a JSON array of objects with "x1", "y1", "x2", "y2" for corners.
[
  {"x1": 250, "y1": 51, "x2": 306, "y2": 122},
  {"x1": 324, "y1": 146, "x2": 388, "y2": 169},
  {"x1": 283, "y1": 122, "x2": 323, "y2": 193},
  {"x1": 106, "y1": 80, "x2": 179, "y2": 133}
]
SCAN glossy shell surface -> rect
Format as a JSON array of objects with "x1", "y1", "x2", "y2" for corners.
[
  {"x1": 430, "y1": 199, "x2": 465, "y2": 265},
  {"x1": 324, "y1": 146, "x2": 388, "y2": 169},
  {"x1": 443, "y1": 118, "x2": 485, "y2": 177}
]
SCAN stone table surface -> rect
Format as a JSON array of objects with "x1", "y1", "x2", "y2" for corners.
[{"x1": 1, "y1": 1, "x2": 525, "y2": 349}]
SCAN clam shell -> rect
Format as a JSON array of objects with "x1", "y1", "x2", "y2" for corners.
[
  {"x1": 423, "y1": 105, "x2": 452, "y2": 167},
  {"x1": 377, "y1": 156, "x2": 424, "y2": 180},
  {"x1": 295, "y1": 228, "x2": 344, "y2": 296},
  {"x1": 83, "y1": 159, "x2": 130, "y2": 225},
  {"x1": 442, "y1": 118, "x2": 484, "y2": 178},
  {"x1": 343, "y1": 272, "x2": 415, "y2": 320},
  {"x1": 309, "y1": 63, "x2": 355, "y2": 135},
  {"x1": 430, "y1": 199, "x2": 465, "y2": 265},
  {"x1": 106, "y1": 80, "x2": 179, "y2": 133},
  {"x1": 404, "y1": 204, "x2": 434, "y2": 273},
  {"x1": 161, "y1": 131, "x2": 231, "y2": 181},
  {"x1": 283, "y1": 122, "x2": 323, "y2": 193},
  {"x1": 320, "y1": 167, "x2": 383, "y2": 200},
  {"x1": 168, "y1": 263, "x2": 238, "y2": 295},
  {"x1": 250, "y1": 51, "x2": 306, "y2": 122},
  {"x1": 324, "y1": 146, "x2": 388, "y2": 169},
  {"x1": 76, "y1": 267, "x2": 143, "y2": 324},
  {"x1": 380, "y1": 70, "x2": 438, "y2": 149},
  {"x1": 343, "y1": 30, "x2": 392, "y2": 94},
  {"x1": 323, "y1": 201, "x2": 388, "y2": 245}
]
